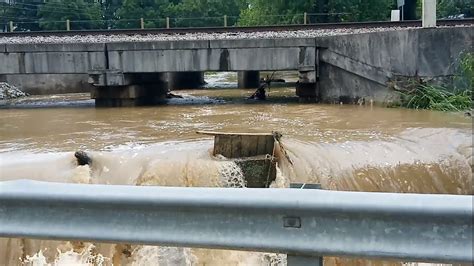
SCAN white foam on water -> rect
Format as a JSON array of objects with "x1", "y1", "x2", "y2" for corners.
[
  {"x1": 277, "y1": 128, "x2": 472, "y2": 193},
  {"x1": 23, "y1": 244, "x2": 108, "y2": 266},
  {"x1": 1, "y1": 127, "x2": 472, "y2": 265},
  {"x1": 217, "y1": 159, "x2": 247, "y2": 188},
  {"x1": 129, "y1": 246, "x2": 196, "y2": 266},
  {"x1": 203, "y1": 72, "x2": 237, "y2": 89}
]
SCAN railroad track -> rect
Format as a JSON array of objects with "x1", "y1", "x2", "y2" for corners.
[{"x1": 1, "y1": 19, "x2": 472, "y2": 37}]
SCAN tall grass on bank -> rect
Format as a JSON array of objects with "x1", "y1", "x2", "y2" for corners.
[
  {"x1": 399, "y1": 84, "x2": 471, "y2": 111},
  {"x1": 397, "y1": 53, "x2": 473, "y2": 111}
]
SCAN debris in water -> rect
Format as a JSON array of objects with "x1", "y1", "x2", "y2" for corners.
[
  {"x1": 0, "y1": 82, "x2": 29, "y2": 100},
  {"x1": 166, "y1": 92, "x2": 184, "y2": 99},
  {"x1": 75, "y1": 151, "x2": 92, "y2": 166}
]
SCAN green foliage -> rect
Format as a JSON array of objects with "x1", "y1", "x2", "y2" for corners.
[
  {"x1": 2, "y1": 0, "x2": 473, "y2": 31},
  {"x1": 38, "y1": 0, "x2": 104, "y2": 30},
  {"x1": 115, "y1": 0, "x2": 168, "y2": 29},
  {"x1": 238, "y1": 0, "x2": 395, "y2": 26},
  {"x1": 114, "y1": 0, "x2": 245, "y2": 28},
  {"x1": 238, "y1": 0, "x2": 311, "y2": 26},
  {"x1": 1, "y1": 0, "x2": 41, "y2": 31},
  {"x1": 330, "y1": 0, "x2": 394, "y2": 22},
  {"x1": 399, "y1": 84, "x2": 471, "y2": 111},
  {"x1": 437, "y1": 0, "x2": 473, "y2": 18},
  {"x1": 454, "y1": 52, "x2": 474, "y2": 94},
  {"x1": 166, "y1": 0, "x2": 245, "y2": 27},
  {"x1": 398, "y1": 53, "x2": 473, "y2": 112}
]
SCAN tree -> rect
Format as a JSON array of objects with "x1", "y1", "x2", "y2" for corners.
[
  {"x1": 167, "y1": 0, "x2": 246, "y2": 27},
  {"x1": 38, "y1": 0, "x2": 104, "y2": 30},
  {"x1": 1, "y1": 0, "x2": 42, "y2": 32},
  {"x1": 115, "y1": 0, "x2": 246, "y2": 28},
  {"x1": 239, "y1": 0, "x2": 312, "y2": 26},
  {"x1": 437, "y1": 0, "x2": 473, "y2": 18},
  {"x1": 239, "y1": 0, "x2": 395, "y2": 26},
  {"x1": 115, "y1": 0, "x2": 171, "y2": 28},
  {"x1": 324, "y1": 0, "x2": 394, "y2": 22}
]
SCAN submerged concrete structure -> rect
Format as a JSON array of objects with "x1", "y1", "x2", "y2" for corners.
[
  {"x1": 238, "y1": 71, "x2": 260, "y2": 88},
  {"x1": 0, "y1": 26, "x2": 472, "y2": 106}
]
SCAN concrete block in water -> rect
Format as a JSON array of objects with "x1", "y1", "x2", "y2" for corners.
[
  {"x1": 213, "y1": 133, "x2": 275, "y2": 158},
  {"x1": 197, "y1": 131, "x2": 278, "y2": 187}
]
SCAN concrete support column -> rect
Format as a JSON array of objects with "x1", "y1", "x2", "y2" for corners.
[
  {"x1": 295, "y1": 70, "x2": 319, "y2": 103},
  {"x1": 238, "y1": 71, "x2": 260, "y2": 89},
  {"x1": 168, "y1": 72, "x2": 205, "y2": 90},
  {"x1": 422, "y1": 0, "x2": 436, "y2": 28},
  {"x1": 90, "y1": 73, "x2": 168, "y2": 107}
]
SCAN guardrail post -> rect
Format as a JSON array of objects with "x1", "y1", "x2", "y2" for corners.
[
  {"x1": 288, "y1": 183, "x2": 323, "y2": 266},
  {"x1": 140, "y1": 18, "x2": 144, "y2": 29},
  {"x1": 224, "y1": 15, "x2": 228, "y2": 27},
  {"x1": 166, "y1": 17, "x2": 170, "y2": 28},
  {"x1": 66, "y1": 19, "x2": 70, "y2": 31},
  {"x1": 422, "y1": 0, "x2": 436, "y2": 28},
  {"x1": 9, "y1": 21, "x2": 13, "y2": 32},
  {"x1": 304, "y1": 12, "x2": 307, "y2": 24}
]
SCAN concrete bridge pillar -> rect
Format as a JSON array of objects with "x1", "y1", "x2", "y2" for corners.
[
  {"x1": 238, "y1": 71, "x2": 260, "y2": 88},
  {"x1": 296, "y1": 70, "x2": 319, "y2": 103},
  {"x1": 89, "y1": 72, "x2": 168, "y2": 107},
  {"x1": 168, "y1": 72, "x2": 205, "y2": 90}
]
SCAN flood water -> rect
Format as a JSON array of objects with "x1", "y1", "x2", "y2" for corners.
[{"x1": 0, "y1": 72, "x2": 472, "y2": 265}]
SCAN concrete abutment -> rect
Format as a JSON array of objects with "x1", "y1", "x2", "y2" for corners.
[{"x1": 296, "y1": 70, "x2": 319, "y2": 102}]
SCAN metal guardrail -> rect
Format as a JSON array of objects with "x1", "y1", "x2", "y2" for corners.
[{"x1": 0, "y1": 180, "x2": 472, "y2": 263}]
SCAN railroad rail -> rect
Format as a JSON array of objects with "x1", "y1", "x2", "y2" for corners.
[
  {"x1": 0, "y1": 19, "x2": 472, "y2": 37},
  {"x1": 0, "y1": 180, "x2": 472, "y2": 264}
]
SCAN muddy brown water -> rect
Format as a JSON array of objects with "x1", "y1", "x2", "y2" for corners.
[{"x1": 0, "y1": 73, "x2": 472, "y2": 265}]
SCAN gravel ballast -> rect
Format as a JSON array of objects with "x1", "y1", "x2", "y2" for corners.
[{"x1": 0, "y1": 27, "x2": 421, "y2": 44}]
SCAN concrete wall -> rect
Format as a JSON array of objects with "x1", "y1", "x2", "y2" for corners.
[
  {"x1": 2, "y1": 74, "x2": 92, "y2": 94},
  {"x1": 107, "y1": 39, "x2": 315, "y2": 72},
  {"x1": 316, "y1": 27, "x2": 473, "y2": 104},
  {"x1": 0, "y1": 43, "x2": 106, "y2": 74},
  {"x1": 0, "y1": 27, "x2": 471, "y2": 100}
]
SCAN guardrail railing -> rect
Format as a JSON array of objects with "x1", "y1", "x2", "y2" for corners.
[{"x1": 0, "y1": 180, "x2": 472, "y2": 264}]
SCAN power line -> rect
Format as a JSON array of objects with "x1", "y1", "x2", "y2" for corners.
[
  {"x1": 7, "y1": 1, "x2": 120, "y2": 10},
  {"x1": 6, "y1": 5, "x2": 98, "y2": 16},
  {"x1": 12, "y1": 2, "x2": 90, "y2": 13}
]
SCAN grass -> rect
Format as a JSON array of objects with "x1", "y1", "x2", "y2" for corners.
[
  {"x1": 399, "y1": 84, "x2": 471, "y2": 111},
  {"x1": 396, "y1": 53, "x2": 473, "y2": 112}
]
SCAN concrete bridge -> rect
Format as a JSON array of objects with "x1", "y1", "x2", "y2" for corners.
[{"x1": 0, "y1": 26, "x2": 472, "y2": 106}]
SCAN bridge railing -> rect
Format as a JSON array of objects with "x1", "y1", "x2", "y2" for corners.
[{"x1": 0, "y1": 180, "x2": 472, "y2": 264}]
